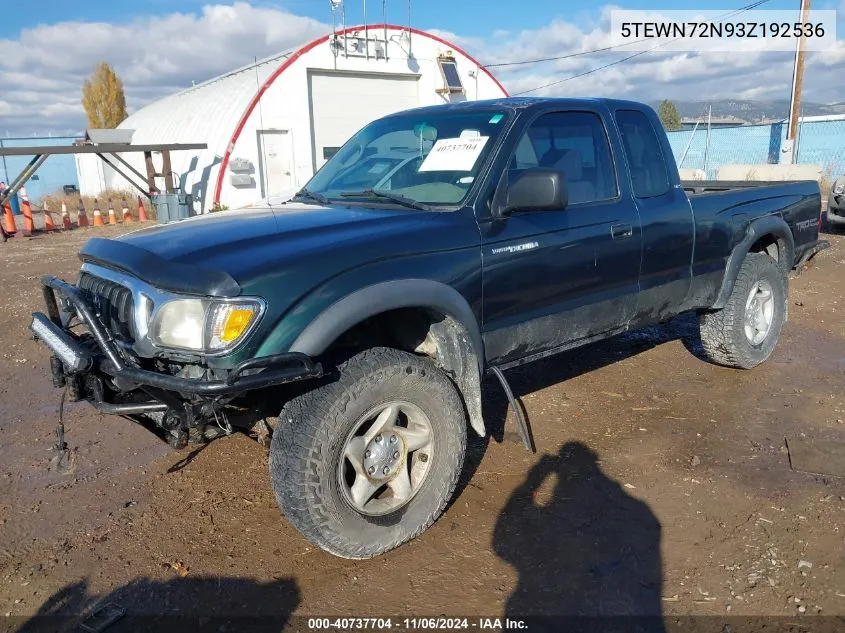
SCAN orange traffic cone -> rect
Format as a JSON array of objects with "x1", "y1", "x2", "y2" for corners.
[
  {"x1": 19, "y1": 186, "x2": 34, "y2": 237},
  {"x1": 107, "y1": 200, "x2": 118, "y2": 225},
  {"x1": 43, "y1": 201, "x2": 56, "y2": 231},
  {"x1": 92, "y1": 199, "x2": 104, "y2": 227},
  {"x1": 137, "y1": 196, "x2": 148, "y2": 223},
  {"x1": 61, "y1": 202, "x2": 72, "y2": 230},
  {"x1": 121, "y1": 198, "x2": 133, "y2": 223},
  {"x1": 77, "y1": 199, "x2": 89, "y2": 227},
  {"x1": 3, "y1": 199, "x2": 16, "y2": 234}
]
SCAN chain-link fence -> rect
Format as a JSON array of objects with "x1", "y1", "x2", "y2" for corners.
[{"x1": 666, "y1": 118, "x2": 845, "y2": 183}]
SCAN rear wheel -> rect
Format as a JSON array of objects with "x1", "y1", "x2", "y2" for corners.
[
  {"x1": 699, "y1": 252, "x2": 787, "y2": 369},
  {"x1": 269, "y1": 347, "x2": 466, "y2": 559}
]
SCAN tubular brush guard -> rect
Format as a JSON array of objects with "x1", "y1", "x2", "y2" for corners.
[{"x1": 31, "y1": 275, "x2": 323, "y2": 406}]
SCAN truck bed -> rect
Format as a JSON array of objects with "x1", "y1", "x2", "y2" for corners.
[{"x1": 683, "y1": 179, "x2": 823, "y2": 268}]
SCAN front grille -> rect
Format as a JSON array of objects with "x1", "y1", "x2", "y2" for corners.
[{"x1": 78, "y1": 273, "x2": 135, "y2": 343}]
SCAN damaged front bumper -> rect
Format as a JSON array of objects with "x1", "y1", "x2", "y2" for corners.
[{"x1": 31, "y1": 275, "x2": 322, "y2": 440}]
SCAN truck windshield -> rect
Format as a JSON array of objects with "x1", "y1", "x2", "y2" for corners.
[{"x1": 301, "y1": 110, "x2": 510, "y2": 208}]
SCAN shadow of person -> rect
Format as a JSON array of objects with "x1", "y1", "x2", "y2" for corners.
[
  {"x1": 493, "y1": 442, "x2": 664, "y2": 633},
  {"x1": 16, "y1": 575, "x2": 300, "y2": 633}
]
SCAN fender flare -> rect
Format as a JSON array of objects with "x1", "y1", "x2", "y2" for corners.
[
  {"x1": 288, "y1": 279, "x2": 487, "y2": 437},
  {"x1": 712, "y1": 215, "x2": 794, "y2": 310}
]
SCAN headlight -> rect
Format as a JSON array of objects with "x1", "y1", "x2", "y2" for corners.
[
  {"x1": 150, "y1": 298, "x2": 263, "y2": 353},
  {"x1": 834, "y1": 182, "x2": 845, "y2": 195}
]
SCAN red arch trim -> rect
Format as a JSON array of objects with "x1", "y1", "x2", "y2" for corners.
[{"x1": 212, "y1": 24, "x2": 508, "y2": 206}]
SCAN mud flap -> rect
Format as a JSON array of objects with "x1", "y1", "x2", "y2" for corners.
[
  {"x1": 792, "y1": 239, "x2": 830, "y2": 277},
  {"x1": 490, "y1": 366, "x2": 535, "y2": 452}
]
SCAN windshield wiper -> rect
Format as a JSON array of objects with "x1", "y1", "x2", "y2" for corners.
[
  {"x1": 339, "y1": 189, "x2": 431, "y2": 211},
  {"x1": 293, "y1": 188, "x2": 330, "y2": 205}
]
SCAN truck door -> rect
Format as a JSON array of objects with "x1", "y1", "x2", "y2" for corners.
[
  {"x1": 480, "y1": 109, "x2": 642, "y2": 365},
  {"x1": 614, "y1": 109, "x2": 694, "y2": 324}
]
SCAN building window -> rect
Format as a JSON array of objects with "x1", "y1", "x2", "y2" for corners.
[{"x1": 437, "y1": 59, "x2": 464, "y2": 94}]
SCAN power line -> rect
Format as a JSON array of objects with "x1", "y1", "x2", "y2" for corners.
[
  {"x1": 484, "y1": 41, "x2": 642, "y2": 69},
  {"x1": 501, "y1": 0, "x2": 774, "y2": 95},
  {"x1": 510, "y1": 47, "x2": 655, "y2": 96}
]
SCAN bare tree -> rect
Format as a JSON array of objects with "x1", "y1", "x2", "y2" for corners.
[{"x1": 82, "y1": 63, "x2": 128, "y2": 129}]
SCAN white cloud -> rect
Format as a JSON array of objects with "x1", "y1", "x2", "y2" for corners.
[
  {"x1": 1, "y1": 2, "x2": 842, "y2": 136},
  {"x1": 811, "y1": 39, "x2": 845, "y2": 66},
  {"x1": 0, "y1": 2, "x2": 329, "y2": 136},
  {"x1": 466, "y1": 12, "x2": 843, "y2": 106}
]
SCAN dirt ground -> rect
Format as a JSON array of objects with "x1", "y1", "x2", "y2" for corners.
[{"x1": 1, "y1": 224, "x2": 844, "y2": 631}]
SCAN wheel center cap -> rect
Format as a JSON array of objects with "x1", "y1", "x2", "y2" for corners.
[{"x1": 363, "y1": 433, "x2": 404, "y2": 481}]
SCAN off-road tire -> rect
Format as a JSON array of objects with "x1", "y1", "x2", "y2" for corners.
[
  {"x1": 269, "y1": 347, "x2": 466, "y2": 559},
  {"x1": 699, "y1": 252, "x2": 787, "y2": 369}
]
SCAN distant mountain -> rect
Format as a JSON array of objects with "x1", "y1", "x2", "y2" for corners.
[
  {"x1": 648, "y1": 100, "x2": 844, "y2": 123},
  {"x1": 821, "y1": 102, "x2": 845, "y2": 115}
]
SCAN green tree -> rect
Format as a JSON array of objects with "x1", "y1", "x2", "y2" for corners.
[
  {"x1": 82, "y1": 62, "x2": 128, "y2": 129},
  {"x1": 657, "y1": 99, "x2": 682, "y2": 131}
]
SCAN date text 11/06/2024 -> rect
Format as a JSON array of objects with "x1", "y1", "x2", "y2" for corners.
[{"x1": 307, "y1": 618, "x2": 529, "y2": 630}]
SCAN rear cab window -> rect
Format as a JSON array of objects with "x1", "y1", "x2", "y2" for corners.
[{"x1": 614, "y1": 109, "x2": 671, "y2": 198}]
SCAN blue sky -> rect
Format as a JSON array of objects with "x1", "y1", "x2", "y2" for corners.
[
  {"x1": 1, "y1": 0, "x2": 843, "y2": 135},
  {"x1": 6, "y1": 0, "x2": 822, "y2": 39}
]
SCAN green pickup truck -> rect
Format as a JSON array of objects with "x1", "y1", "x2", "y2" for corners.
[{"x1": 30, "y1": 97, "x2": 823, "y2": 558}]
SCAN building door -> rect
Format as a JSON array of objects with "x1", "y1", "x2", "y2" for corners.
[
  {"x1": 308, "y1": 71, "x2": 420, "y2": 172},
  {"x1": 258, "y1": 130, "x2": 294, "y2": 199}
]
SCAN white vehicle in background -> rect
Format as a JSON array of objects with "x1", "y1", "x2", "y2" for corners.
[{"x1": 828, "y1": 176, "x2": 845, "y2": 229}]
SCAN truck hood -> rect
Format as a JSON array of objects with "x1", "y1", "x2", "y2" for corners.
[
  {"x1": 81, "y1": 202, "x2": 476, "y2": 297},
  {"x1": 116, "y1": 203, "x2": 416, "y2": 261}
]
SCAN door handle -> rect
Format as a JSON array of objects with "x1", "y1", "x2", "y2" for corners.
[{"x1": 611, "y1": 223, "x2": 633, "y2": 239}]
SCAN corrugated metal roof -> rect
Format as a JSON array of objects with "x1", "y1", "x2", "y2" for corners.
[
  {"x1": 116, "y1": 48, "x2": 295, "y2": 188},
  {"x1": 120, "y1": 50, "x2": 293, "y2": 148},
  {"x1": 191, "y1": 48, "x2": 296, "y2": 91}
]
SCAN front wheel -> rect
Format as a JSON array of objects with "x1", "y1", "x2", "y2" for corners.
[
  {"x1": 269, "y1": 347, "x2": 467, "y2": 559},
  {"x1": 699, "y1": 252, "x2": 788, "y2": 369}
]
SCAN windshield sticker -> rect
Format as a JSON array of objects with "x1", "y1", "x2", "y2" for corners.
[
  {"x1": 489, "y1": 114, "x2": 503, "y2": 124},
  {"x1": 419, "y1": 136, "x2": 490, "y2": 172}
]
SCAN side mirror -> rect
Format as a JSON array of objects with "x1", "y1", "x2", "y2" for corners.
[{"x1": 494, "y1": 168, "x2": 568, "y2": 217}]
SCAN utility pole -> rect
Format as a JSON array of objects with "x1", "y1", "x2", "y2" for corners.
[
  {"x1": 704, "y1": 104, "x2": 712, "y2": 177},
  {"x1": 364, "y1": 0, "x2": 369, "y2": 60},
  {"x1": 784, "y1": 0, "x2": 812, "y2": 164}
]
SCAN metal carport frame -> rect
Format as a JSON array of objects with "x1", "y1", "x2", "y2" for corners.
[{"x1": 0, "y1": 142, "x2": 207, "y2": 241}]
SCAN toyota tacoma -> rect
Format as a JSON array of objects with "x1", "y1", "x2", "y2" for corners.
[{"x1": 30, "y1": 98, "x2": 825, "y2": 558}]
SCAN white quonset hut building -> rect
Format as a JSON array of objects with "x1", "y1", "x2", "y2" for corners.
[{"x1": 81, "y1": 24, "x2": 507, "y2": 214}]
